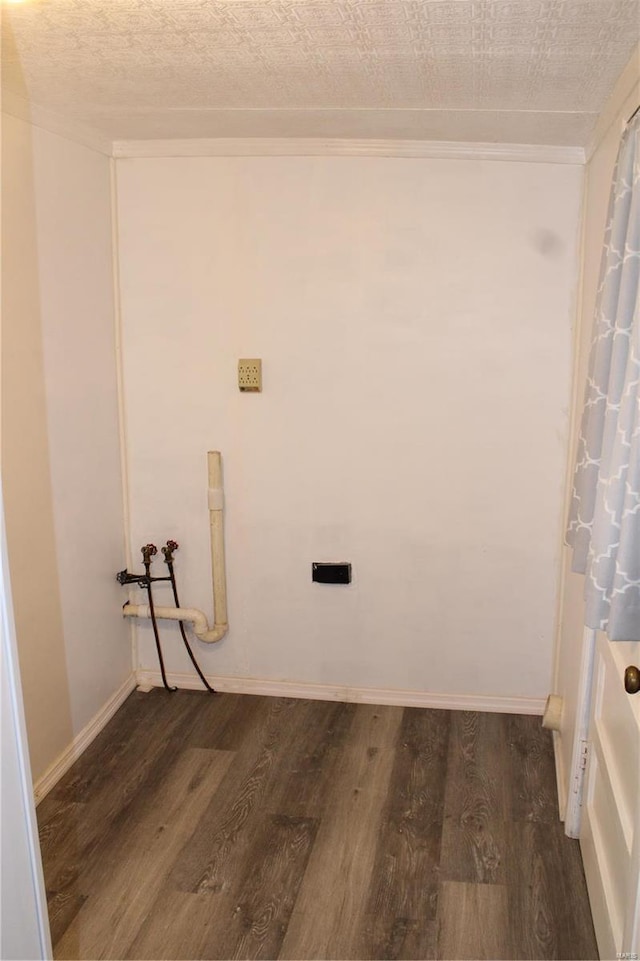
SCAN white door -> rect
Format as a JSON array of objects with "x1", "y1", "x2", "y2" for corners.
[
  {"x1": 0, "y1": 497, "x2": 52, "y2": 960},
  {"x1": 581, "y1": 631, "x2": 640, "y2": 961}
]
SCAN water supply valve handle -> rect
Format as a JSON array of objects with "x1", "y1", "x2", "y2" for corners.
[
  {"x1": 162, "y1": 540, "x2": 179, "y2": 564},
  {"x1": 141, "y1": 543, "x2": 158, "y2": 566}
]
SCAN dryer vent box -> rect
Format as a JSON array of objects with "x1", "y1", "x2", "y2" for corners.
[{"x1": 312, "y1": 562, "x2": 352, "y2": 584}]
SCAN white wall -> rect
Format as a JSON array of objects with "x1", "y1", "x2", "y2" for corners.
[
  {"x1": 117, "y1": 155, "x2": 583, "y2": 702},
  {"x1": 1, "y1": 114, "x2": 131, "y2": 782},
  {"x1": 2, "y1": 113, "x2": 70, "y2": 781},
  {"x1": 553, "y1": 49, "x2": 640, "y2": 810}
]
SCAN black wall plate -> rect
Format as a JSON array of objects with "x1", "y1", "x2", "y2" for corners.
[{"x1": 312, "y1": 562, "x2": 352, "y2": 584}]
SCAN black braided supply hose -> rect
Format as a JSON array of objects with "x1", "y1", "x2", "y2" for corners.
[{"x1": 162, "y1": 540, "x2": 217, "y2": 694}]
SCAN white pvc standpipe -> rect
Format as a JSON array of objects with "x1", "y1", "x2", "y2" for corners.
[
  {"x1": 123, "y1": 451, "x2": 229, "y2": 644},
  {"x1": 204, "y1": 450, "x2": 228, "y2": 641}
]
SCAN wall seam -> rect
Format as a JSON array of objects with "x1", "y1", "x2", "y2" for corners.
[
  {"x1": 109, "y1": 157, "x2": 136, "y2": 676},
  {"x1": 584, "y1": 44, "x2": 640, "y2": 163},
  {"x1": 551, "y1": 167, "x2": 589, "y2": 705}
]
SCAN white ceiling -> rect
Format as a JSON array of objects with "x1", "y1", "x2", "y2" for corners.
[{"x1": 2, "y1": 0, "x2": 639, "y2": 146}]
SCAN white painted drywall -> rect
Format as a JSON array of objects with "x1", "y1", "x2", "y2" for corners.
[
  {"x1": 117, "y1": 155, "x2": 583, "y2": 700},
  {"x1": 2, "y1": 112, "x2": 73, "y2": 780},
  {"x1": 553, "y1": 48, "x2": 640, "y2": 811},
  {"x1": 1, "y1": 114, "x2": 131, "y2": 782}
]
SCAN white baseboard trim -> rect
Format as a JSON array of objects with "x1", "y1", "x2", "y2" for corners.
[
  {"x1": 553, "y1": 729, "x2": 568, "y2": 821},
  {"x1": 135, "y1": 669, "x2": 546, "y2": 715},
  {"x1": 33, "y1": 674, "x2": 137, "y2": 805}
]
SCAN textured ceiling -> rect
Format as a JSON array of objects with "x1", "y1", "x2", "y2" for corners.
[{"x1": 2, "y1": 0, "x2": 639, "y2": 145}]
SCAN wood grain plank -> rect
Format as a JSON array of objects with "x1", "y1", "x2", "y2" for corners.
[
  {"x1": 268, "y1": 698, "x2": 358, "y2": 819},
  {"x1": 40, "y1": 695, "x2": 599, "y2": 961},
  {"x1": 357, "y1": 707, "x2": 450, "y2": 960},
  {"x1": 279, "y1": 704, "x2": 404, "y2": 961},
  {"x1": 505, "y1": 820, "x2": 599, "y2": 960},
  {"x1": 170, "y1": 697, "x2": 319, "y2": 897},
  {"x1": 38, "y1": 798, "x2": 85, "y2": 863},
  {"x1": 185, "y1": 692, "x2": 271, "y2": 752},
  {"x1": 437, "y1": 880, "x2": 511, "y2": 960},
  {"x1": 37, "y1": 692, "x2": 176, "y2": 893},
  {"x1": 43, "y1": 690, "x2": 173, "y2": 805},
  {"x1": 439, "y1": 711, "x2": 510, "y2": 884},
  {"x1": 54, "y1": 746, "x2": 234, "y2": 960},
  {"x1": 506, "y1": 714, "x2": 559, "y2": 823},
  {"x1": 129, "y1": 698, "x2": 357, "y2": 961},
  {"x1": 39, "y1": 690, "x2": 206, "y2": 894},
  {"x1": 362, "y1": 916, "x2": 437, "y2": 961},
  {"x1": 206, "y1": 814, "x2": 318, "y2": 960},
  {"x1": 123, "y1": 890, "x2": 217, "y2": 961},
  {"x1": 40, "y1": 690, "x2": 210, "y2": 950},
  {"x1": 44, "y1": 889, "x2": 87, "y2": 950}
]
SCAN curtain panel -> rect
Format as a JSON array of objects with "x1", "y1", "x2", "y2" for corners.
[{"x1": 566, "y1": 111, "x2": 640, "y2": 641}]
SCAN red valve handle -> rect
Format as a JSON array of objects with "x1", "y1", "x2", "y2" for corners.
[
  {"x1": 162, "y1": 540, "x2": 179, "y2": 564},
  {"x1": 141, "y1": 543, "x2": 157, "y2": 564}
]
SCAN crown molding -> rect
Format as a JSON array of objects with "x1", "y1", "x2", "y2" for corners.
[
  {"x1": 113, "y1": 136, "x2": 585, "y2": 164},
  {"x1": 0, "y1": 93, "x2": 586, "y2": 165},
  {"x1": 1, "y1": 92, "x2": 112, "y2": 156}
]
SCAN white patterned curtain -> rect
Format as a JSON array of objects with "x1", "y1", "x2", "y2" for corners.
[{"x1": 566, "y1": 111, "x2": 640, "y2": 642}]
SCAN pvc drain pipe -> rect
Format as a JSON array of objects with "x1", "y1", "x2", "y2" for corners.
[
  {"x1": 542, "y1": 694, "x2": 563, "y2": 731},
  {"x1": 124, "y1": 451, "x2": 229, "y2": 644}
]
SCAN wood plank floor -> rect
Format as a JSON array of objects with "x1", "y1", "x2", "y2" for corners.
[{"x1": 37, "y1": 690, "x2": 599, "y2": 960}]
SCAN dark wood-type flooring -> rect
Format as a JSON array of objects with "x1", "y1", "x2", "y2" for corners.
[{"x1": 37, "y1": 690, "x2": 599, "y2": 960}]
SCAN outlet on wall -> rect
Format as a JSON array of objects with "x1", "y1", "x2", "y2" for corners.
[{"x1": 238, "y1": 358, "x2": 262, "y2": 392}]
